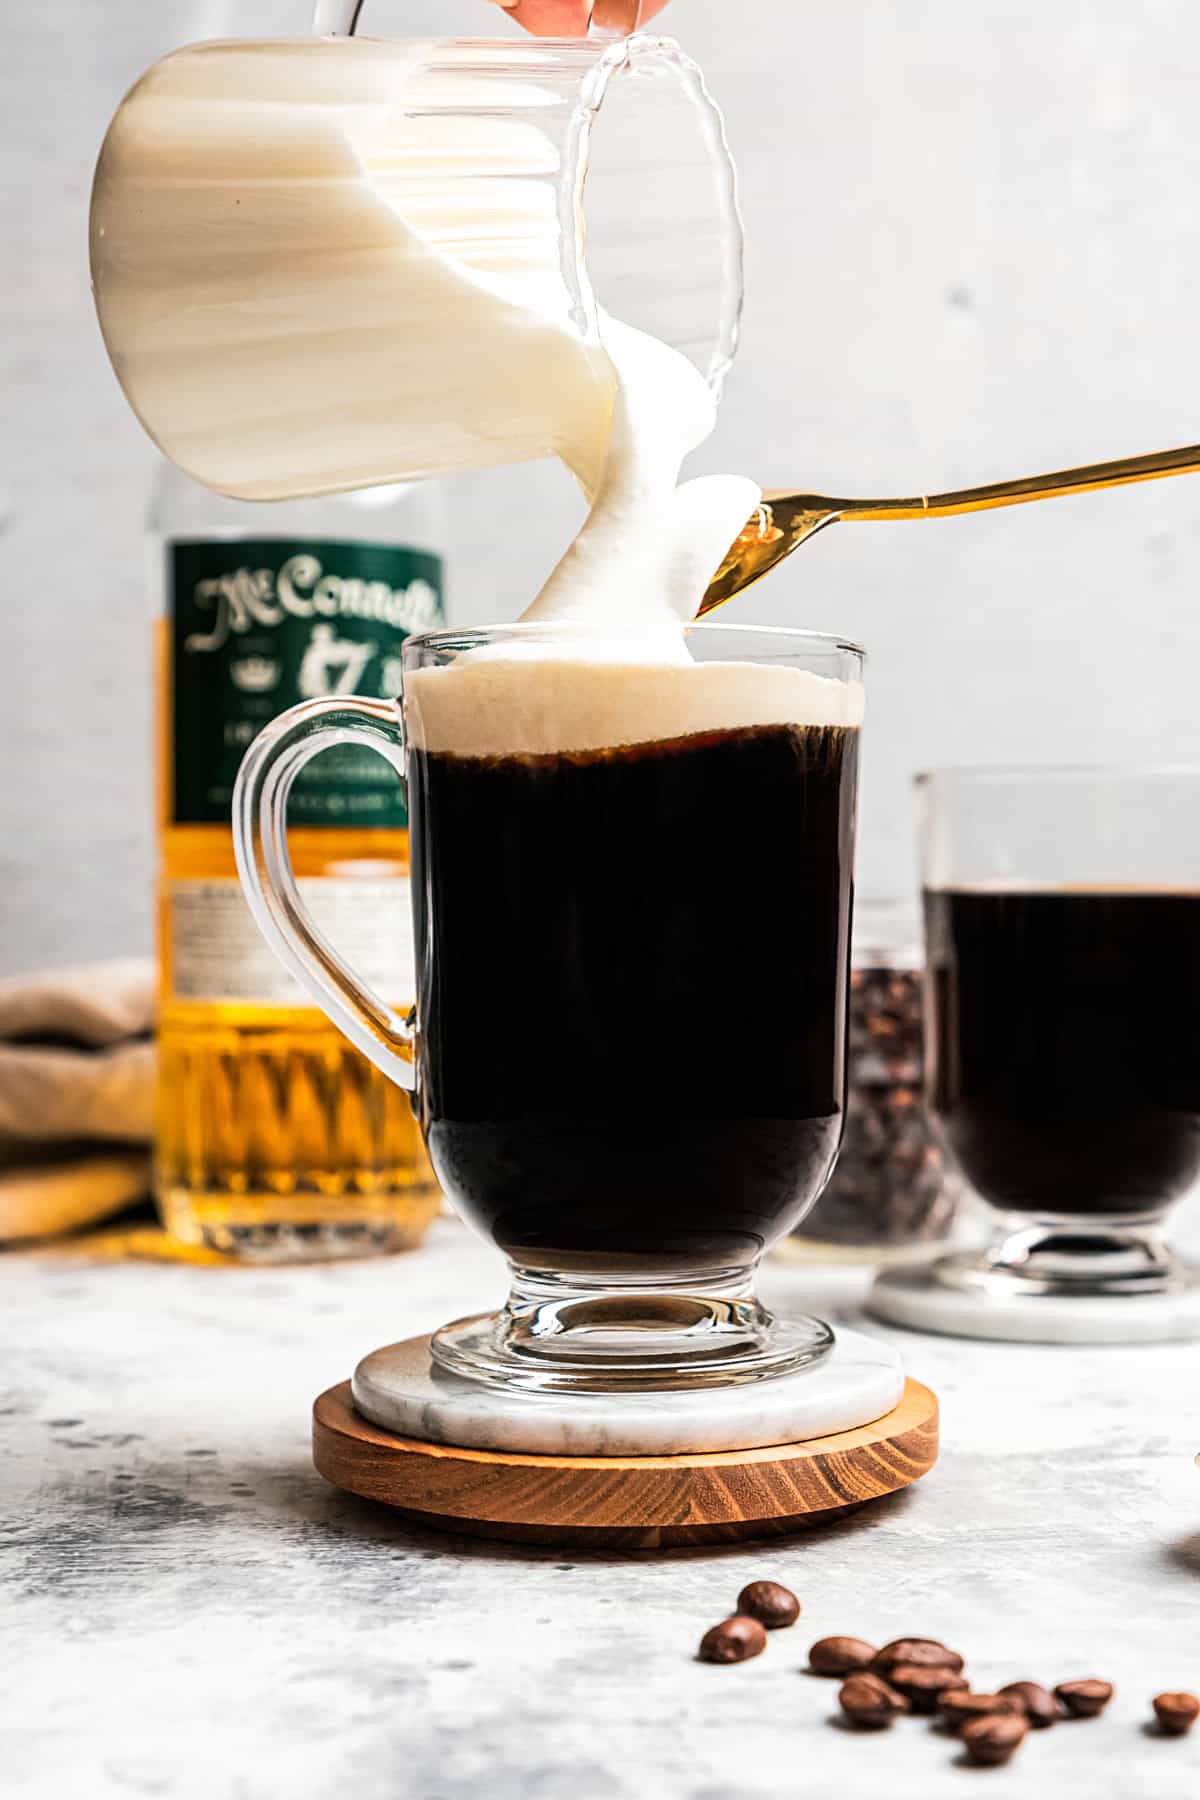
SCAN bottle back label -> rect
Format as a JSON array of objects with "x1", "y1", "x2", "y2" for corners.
[
  {"x1": 168, "y1": 537, "x2": 443, "y2": 827},
  {"x1": 168, "y1": 876, "x2": 415, "y2": 1005}
]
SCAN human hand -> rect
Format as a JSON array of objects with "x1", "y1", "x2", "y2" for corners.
[{"x1": 489, "y1": 1, "x2": 671, "y2": 36}]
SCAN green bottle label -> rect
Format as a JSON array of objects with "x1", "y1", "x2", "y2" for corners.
[{"x1": 168, "y1": 537, "x2": 443, "y2": 828}]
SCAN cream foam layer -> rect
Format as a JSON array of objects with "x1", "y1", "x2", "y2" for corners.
[{"x1": 404, "y1": 656, "x2": 864, "y2": 759}]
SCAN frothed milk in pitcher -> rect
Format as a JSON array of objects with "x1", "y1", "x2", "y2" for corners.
[
  {"x1": 90, "y1": 34, "x2": 740, "y2": 509},
  {"x1": 91, "y1": 39, "x2": 610, "y2": 499}
]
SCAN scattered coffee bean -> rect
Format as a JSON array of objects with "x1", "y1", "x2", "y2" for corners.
[
  {"x1": 809, "y1": 1635, "x2": 878, "y2": 1676},
  {"x1": 961, "y1": 1713, "x2": 1028, "y2": 1767},
  {"x1": 998, "y1": 1680, "x2": 1060, "y2": 1729},
  {"x1": 889, "y1": 1663, "x2": 970, "y2": 1714},
  {"x1": 698, "y1": 1615, "x2": 767, "y2": 1664},
  {"x1": 736, "y1": 1580, "x2": 800, "y2": 1630},
  {"x1": 1153, "y1": 1692, "x2": 1200, "y2": 1736},
  {"x1": 838, "y1": 1671, "x2": 910, "y2": 1729},
  {"x1": 939, "y1": 1691, "x2": 1020, "y2": 1730},
  {"x1": 1055, "y1": 1679, "x2": 1113, "y2": 1719},
  {"x1": 872, "y1": 1638, "x2": 965, "y2": 1676}
]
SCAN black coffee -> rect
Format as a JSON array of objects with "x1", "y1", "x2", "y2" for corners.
[
  {"x1": 408, "y1": 722, "x2": 859, "y2": 1276},
  {"x1": 925, "y1": 887, "x2": 1200, "y2": 1216}
]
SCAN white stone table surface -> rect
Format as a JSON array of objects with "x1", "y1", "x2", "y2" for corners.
[{"x1": 3, "y1": 1213, "x2": 1198, "y2": 1800}]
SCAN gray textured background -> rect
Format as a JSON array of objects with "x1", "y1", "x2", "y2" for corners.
[{"x1": 7, "y1": 0, "x2": 1200, "y2": 975}]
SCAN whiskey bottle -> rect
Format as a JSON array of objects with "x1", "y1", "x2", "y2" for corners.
[{"x1": 149, "y1": 462, "x2": 446, "y2": 1259}]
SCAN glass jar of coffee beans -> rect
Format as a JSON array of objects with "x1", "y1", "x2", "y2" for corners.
[{"x1": 784, "y1": 899, "x2": 961, "y2": 1261}]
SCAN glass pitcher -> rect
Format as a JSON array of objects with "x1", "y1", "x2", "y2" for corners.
[{"x1": 89, "y1": 16, "x2": 743, "y2": 502}]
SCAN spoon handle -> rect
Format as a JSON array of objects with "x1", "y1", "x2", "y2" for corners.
[{"x1": 837, "y1": 440, "x2": 1200, "y2": 523}]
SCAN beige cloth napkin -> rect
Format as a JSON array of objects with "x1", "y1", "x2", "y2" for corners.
[{"x1": 0, "y1": 959, "x2": 155, "y2": 1242}]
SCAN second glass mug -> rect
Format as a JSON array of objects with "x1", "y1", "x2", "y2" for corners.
[
  {"x1": 233, "y1": 623, "x2": 864, "y2": 1393},
  {"x1": 920, "y1": 766, "x2": 1200, "y2": 1313}
]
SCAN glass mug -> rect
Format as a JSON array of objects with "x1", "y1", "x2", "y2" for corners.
[
  {"x1": 89, "y1": 23, "x2": 742, "y2": 503},
  {"x1": 919, "y1": 766, "x2": 1200, "y2": 1313},
  {"x1": 233, "y1": 623, "x2": 864, "y2": 1392}
]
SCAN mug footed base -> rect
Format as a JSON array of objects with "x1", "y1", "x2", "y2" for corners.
[
  {"x1": 868, "y1": 1218, "x2": 1200, "y2": 1344},
  {"x1": 429, "y1": 1268, "x2": 834, "y2": 1395}
]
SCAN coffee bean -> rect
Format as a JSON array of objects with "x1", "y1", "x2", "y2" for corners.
[
  {"x1": 809, "y1": 1635, "x2": 878, "y2": 1676},
  {"x1": 889, "y1": 1663, "x2": 970, "y2": 1714},
  {"x1": 998, "y1": 1680, "x2": 1060, "y2": 1729},
  {"x1": 1153, "y1": 1692, "x2": 1200, "y2": 1736},
  {"x1": 736, "y1": 1580, "x2": 800, "y2": 1630},
  {"x1": 838, "y1": 1671, "x2": 910, "y2": 1729},
  {"x1": 961, "y1": 1714, "x2": 1028, "y2": 1767},
  {"x1": 698, "y1": 1615, "x2": 767, "y2": 1664},
  {"x1": 939, "y1": 1691, "x2": 1020, "y2": 1730},
  {"x1": 872, "y1": 1638, "x2": 965, "y2": 1676},
  {"x1": 1055, "y1": 1679, "x2": 1113, "y2": 1718}
]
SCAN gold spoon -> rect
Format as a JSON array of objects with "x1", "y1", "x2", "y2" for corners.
[{"x1": 698, "y1": 441, "x2": 1200, "y2": 616}]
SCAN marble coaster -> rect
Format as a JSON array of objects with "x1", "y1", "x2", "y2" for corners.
[
  {"x1": 868, "y1": 1263, "x2": 1200, "y2": 1345},
  {"x1": 351, "y1": 1325, "x2": 905, "y2": 1457}
]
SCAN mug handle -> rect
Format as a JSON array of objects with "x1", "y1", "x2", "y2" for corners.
[{"x1": 231, "y1": 696, "x2": 416, "y2": 1093}]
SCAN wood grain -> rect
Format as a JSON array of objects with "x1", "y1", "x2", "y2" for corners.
[{"x1": 313, "y1": 1377, "x2": 938, "y2": 1548}]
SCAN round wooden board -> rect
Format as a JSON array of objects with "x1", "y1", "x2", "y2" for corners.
[{"x1": 312, "y1": 1376, "x2": 938, "y2": 1548}]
